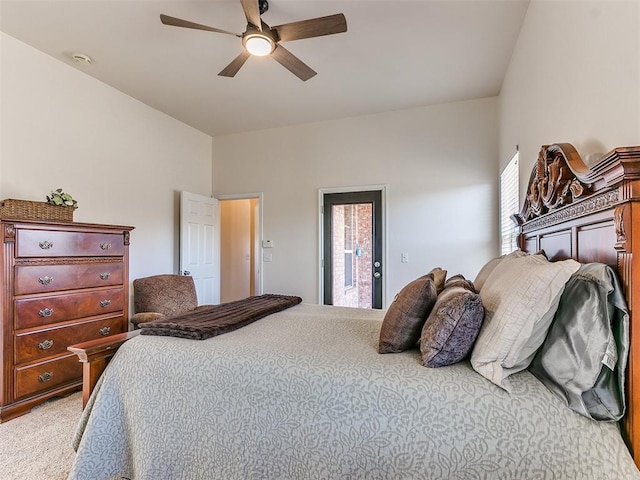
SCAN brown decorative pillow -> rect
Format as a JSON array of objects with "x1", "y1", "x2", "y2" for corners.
[
  {"x1": 378, "y1": 268, "x2": 446, "y2": 354},
  {"x1": 130, "y1": 312, "x2": 166, "y2": 329},
  {"x1": 442, "y1": 274, "x2": 476, "y2": 292},
  {"x1": 431, "y1": 267, "x2": 447, "y2": 293},
  {"x1": 420, "y1": 276, "x2": 484, "y2": 368}
]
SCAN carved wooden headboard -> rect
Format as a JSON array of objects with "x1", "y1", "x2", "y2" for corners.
[{"x1": 514, "y1": 143, "x2": 640, "y2": 466}]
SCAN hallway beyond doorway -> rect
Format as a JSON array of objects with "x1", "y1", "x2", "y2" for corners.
[{"x1": 219, "y1": 196, "x2": 261, "y2": 303}]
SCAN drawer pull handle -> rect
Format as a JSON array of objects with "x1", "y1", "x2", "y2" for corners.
[
  {"x1": 99, "y1": 272, "x2": 111, "y2": 280},
  {"x1": 100, "y1": 242, "x2": 112, "y2": 250},
  {"x1": 38, "y1": 339, "x2": 54, "y2": 350},
  {"x1": 38, "y1": 372, "x2": 53, "y2": 383},
  {"x1": 100, "y1": 299, "x2": 112, "y2": 308},
  {"x1": 39, "y1": 241, "x2": 54, "y2": 250},
  {"x1": 38, "y1": 276, "x2": 53, "y2": 285},
  {"x1": 39, "y1": 307, "x2": 54, "y2": 317},
  {"x1": 100, "y1": 326, "x2": 111, "y2": 336}
]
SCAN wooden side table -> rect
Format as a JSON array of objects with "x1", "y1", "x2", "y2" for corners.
[{"x1": 68, "y1": 330, "x2": 140, "y2": 407}]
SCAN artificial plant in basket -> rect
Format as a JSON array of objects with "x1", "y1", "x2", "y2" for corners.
[{"x1": 46, "y1": 189, "x2": 78, "y2": 209}]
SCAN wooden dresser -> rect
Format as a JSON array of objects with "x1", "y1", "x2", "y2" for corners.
[{"x1": 0, "y1": 219, "x2": 134, "y2": 421}]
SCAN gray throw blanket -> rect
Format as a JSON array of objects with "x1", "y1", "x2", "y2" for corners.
[{"x1": 139, "y1": 294, "x2": 302, "y2": 340}]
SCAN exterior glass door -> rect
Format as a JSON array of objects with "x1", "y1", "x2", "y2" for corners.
[{"x1": 323, "y1": 191, "x2": 382, "y2": 309}]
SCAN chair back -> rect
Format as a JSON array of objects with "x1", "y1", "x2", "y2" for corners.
[{"x1": 133, "y1": 274, "x2": 198, "y2": 317}]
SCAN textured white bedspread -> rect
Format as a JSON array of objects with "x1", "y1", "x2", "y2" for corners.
[{"x1": 68, "y1": 304, "x2": 640, "y2": 479}]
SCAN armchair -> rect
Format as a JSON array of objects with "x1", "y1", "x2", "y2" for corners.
[{"x1": 130, "y1": 274, "x2": 214, "y2": 329}]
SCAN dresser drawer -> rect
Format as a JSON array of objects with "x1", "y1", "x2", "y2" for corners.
[
  {"x1": 14, "y1": 354, "x2": 82, "y2": 400},
  {"x1": 14, "y1": 288, "x2": 124, "y2": 330},
  {"x1": 15, "y1": 316, "x2": 125, "y2": 364},
  {"x1": 15, "y1": 262, "x2": 123, "y2": 295},
  {"x1": 16, "y1": 229, "x2": 124, "y2": 257}
]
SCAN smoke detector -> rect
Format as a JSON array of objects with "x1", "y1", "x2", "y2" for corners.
[{"x1": 70, "y1": 53, "x2": 92, "y2": 65}]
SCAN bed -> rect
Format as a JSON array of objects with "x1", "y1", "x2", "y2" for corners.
[{"x1": 68, "y1": 143, "x2": 640, "y2": 479}]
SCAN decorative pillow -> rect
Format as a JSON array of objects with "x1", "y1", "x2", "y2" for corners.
[
  {"x1": 443, "y1": 273, "x2": 476, "y2": 292},
  {"x1": 378, "y1": 267, "x2": 446, "y2": 354},
  {"x1": 473, "y1": 250, "x2": 527, "y2": 292},
  {"x1": 470, "y1": 253, "x2": 580, "y2": 390},
  {"x1": 529, "y1": 263, "x2": 629, "y2": 421},
  {"x1": 130, "y1": 312, "x2": 166, "y2": 329},
  {"x1": 430, "y1": 267, "x2": 448, "y2": 293},
  {"x1": 420, "y1": 275, "x2": 484, "y2": 368}
]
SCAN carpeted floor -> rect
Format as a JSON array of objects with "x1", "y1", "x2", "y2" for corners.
[{"x1": 0, "y1": 392, "x2": 81, "y2": 480}]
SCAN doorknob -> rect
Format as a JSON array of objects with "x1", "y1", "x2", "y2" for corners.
[
  {"x1": 182, "y1": 270, "x2": 191, "y2": 276},
  {"x1": 373, "y1": 272, "x2": 381, "y2": 278},
  {"x1": 374, "y1": 261, "x2": 381, "y2": 268}
]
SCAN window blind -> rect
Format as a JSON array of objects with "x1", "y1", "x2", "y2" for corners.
[{"x1": 500, "y1": 152, "x2": 519, "y2": 255}]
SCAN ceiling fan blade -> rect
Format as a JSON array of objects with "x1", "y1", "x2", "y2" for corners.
[
  {"x1": 160, "y1": 14, "x2": 239, "y2": 37},
  {"x1": 218, "y1": 50, "x2": 251, "y2": 77},
  {"x1": 240, "y1": 0, "x2": 262, "y2": 30},
  {"x1": 271, "y1": 45, "x2": 317, "y2": 81},
  {"x1": 273, "y1": 14, "x2": 347, "y2": 43}
]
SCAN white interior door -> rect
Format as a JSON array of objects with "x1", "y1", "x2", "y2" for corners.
[{"x1": 180, "y1": 191, "x2": 220, "y2": 305}]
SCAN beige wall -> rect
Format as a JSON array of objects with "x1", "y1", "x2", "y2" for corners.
[
  {"x1": 0, "y1": 33, "x2": 213, "y2": 284},
  {"x1": 213, "y1": 97, "x2": 499, "y2": 306},
  {"x1": 500, "y1": 0, "x2": 640, "y2": 195}
]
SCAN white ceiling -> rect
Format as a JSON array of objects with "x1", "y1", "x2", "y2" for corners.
[{"x1": 0, "y1": 0, "x2": 530, "y2": 137}]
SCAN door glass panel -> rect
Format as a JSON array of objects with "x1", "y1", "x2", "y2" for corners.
[{"x1": 331, "y1": 203, "x2": 373, "y2": 308}]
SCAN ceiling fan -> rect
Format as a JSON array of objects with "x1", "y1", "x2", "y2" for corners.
[{"x1": 160, "y1": 0, "x2": 347, "y2": 81}]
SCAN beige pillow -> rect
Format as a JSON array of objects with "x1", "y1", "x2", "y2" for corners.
[
  {"x1": 470, "y1": 254, "x2": 580, "y2": 390},
  {"x1": 378, "y1": 267, "x2": 446, "y2": 354},
  {"x1": 473, "y1": 250, "x2": 527, "y2": 292}
]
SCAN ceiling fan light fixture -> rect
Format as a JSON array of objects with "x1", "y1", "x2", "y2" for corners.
[{"x1": 244, "y1": 34, "x2": 274, "y2": 56}]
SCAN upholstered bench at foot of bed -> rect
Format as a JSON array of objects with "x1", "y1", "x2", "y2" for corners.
[{"x1": 68, "y1": 331, "x2": 141, "y2": 407}]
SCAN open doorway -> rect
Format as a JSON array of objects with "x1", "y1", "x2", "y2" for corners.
[{"x1": 218, "y1": 195, "x2": 262, "y2": 303}]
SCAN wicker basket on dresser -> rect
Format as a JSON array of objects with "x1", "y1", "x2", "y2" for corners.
[{"x1": 0, "y1": 218, "x2": 134, "y2": 421}]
